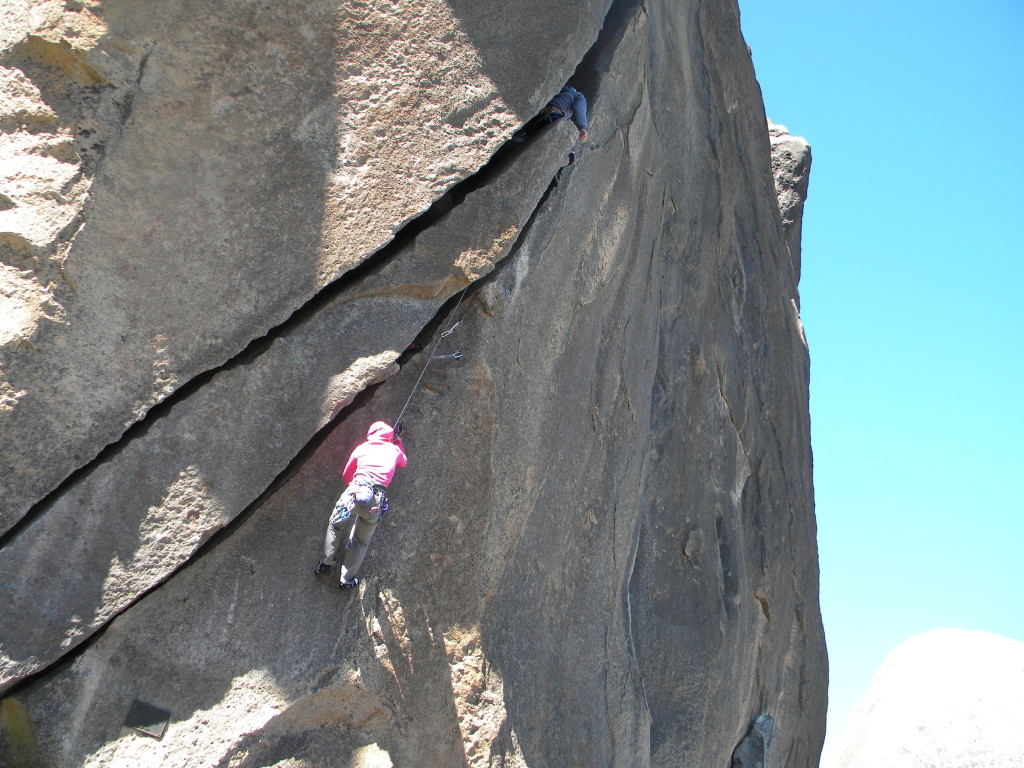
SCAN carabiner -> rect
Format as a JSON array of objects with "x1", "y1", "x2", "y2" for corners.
[{"x1": 440, "y1": 317, "x2": 463, "y2": 338}]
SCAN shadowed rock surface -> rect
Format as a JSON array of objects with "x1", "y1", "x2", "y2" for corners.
[
  {"x1": 1, "y1": 0, "x2": 826, "y2": 766},
  {"x1": 732, "y1": 714, "x2": 776, "y2": 768},
  {"x1": 832, "y1": 630, "x2": 1024, "y2": 768}
]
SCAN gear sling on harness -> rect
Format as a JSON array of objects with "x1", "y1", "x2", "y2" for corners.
[{"x1": 331, "y1": 482, "x2": 388, "y2": 526}]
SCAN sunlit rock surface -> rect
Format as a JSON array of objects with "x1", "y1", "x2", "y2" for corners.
[{"x1": 768, "y1": 120, "x2": 811, "y2": 283}]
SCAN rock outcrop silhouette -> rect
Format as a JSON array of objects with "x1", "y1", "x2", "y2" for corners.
[{"x1": 1, "y1": 0, "x2": 826, "y2": 766}]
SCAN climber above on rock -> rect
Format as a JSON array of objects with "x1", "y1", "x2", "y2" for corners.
[
  {"x1": 315, "y1": 420, "x2": 407, "y2": 589},
  {"x1": 515, "y1": 84, "x2": 589, "y2": 143},
  {"x1": 544, "y1": 84, "x2": 589, "y2": 142}
]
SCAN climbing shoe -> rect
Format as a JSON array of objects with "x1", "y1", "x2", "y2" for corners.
[
  {"x1": 314, "y1": 560, "x2": 331, "y2": 576},
  {"x1": 339, "y1": 577, "x2": 359, "y2": 589}
]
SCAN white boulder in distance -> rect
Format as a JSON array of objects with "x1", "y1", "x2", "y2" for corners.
[{"x1": 833, "y1": 628, "x2": 1024, "y2": 768}]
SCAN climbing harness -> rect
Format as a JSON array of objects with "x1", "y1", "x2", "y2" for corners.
[{"x1": 392, "y1": 285, "x2": 469, "y2": 431}]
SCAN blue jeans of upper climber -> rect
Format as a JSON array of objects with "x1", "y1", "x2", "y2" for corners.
[{"x1": 513, "y1": 107, "x2": 563, "y2": 142}]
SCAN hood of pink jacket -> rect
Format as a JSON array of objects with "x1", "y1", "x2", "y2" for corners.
[{"x1": 365, "y1": 421, "x2": 395, "y2": 443}]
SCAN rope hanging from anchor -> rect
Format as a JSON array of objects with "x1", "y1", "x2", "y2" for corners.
[{"x1": 392, "y1": 285, "x2": 469, "y2": 432}]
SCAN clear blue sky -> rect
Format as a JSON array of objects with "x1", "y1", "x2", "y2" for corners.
[{"x1": 737, "y1": 1, "x2": 1024, "y2": 764}]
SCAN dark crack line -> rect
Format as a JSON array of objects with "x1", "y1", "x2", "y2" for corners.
[
  {"x1": 716, "y1": 360, "x2": 752, "y2": 468},
  {"x1": 0, "y1": 119, "x2": 560, "y2": 554},
  {"x1": 570, "y1": 0, "x2": 645, "y2": 103},
  {"x1": 1, "y1": 0, "x2": 647, "y2": 701},
  {"x1": 4, "y1": 0, "x2": 646, "y2": 551},
  {"x1": 0, "y1": 136, "x2": 564, "y2": 702}
]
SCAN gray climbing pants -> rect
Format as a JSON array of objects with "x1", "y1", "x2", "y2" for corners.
[{"x1": 322, "y1": 482, "x2": 384, "y2": 581}]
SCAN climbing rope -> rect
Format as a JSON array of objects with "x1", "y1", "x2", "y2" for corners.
[{"x1": 391, "y1": 285, "x2": 469, "y2": 434}]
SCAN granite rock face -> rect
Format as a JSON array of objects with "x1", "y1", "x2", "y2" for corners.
[
  {"x1": 0, "y1": 0, "x2": 607, "y2": 532},
  {"x1": 1, "y1": 1, "x2": 825, "y2": 766},
  {"x1": 832, "y1": 630, "x2": 1024, "y2": 768},
  {"x1": 769, "y1": 120, "x2": 811, "y2": 283},
  {"x1": 0, "y1": 116, "x2": 571, "y2": 694}
]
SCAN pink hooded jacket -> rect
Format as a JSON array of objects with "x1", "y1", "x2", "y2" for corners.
[{"x1": 342, "y1": 421, "x2": 408, "y2": 488}]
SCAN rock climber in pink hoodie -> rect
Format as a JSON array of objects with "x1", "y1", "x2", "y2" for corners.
[{"x1": 316, "y1": 420, "x2": 407, "y2": 589}]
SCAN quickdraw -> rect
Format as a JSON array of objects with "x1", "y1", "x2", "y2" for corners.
[
  {"x1": 440, "y1": 318, "x2": 462, "y2": 338},
  {"x1": 392, "y1": 286, "x2": 469, "y2": 432}
]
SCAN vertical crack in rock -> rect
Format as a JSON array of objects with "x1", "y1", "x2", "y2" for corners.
[
  {"x1": 571, "y1": 0, "x2": 645, "y2": 102},
  {"x1": 716, "y1": 360, "x2": 753, "y2": 468}
]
